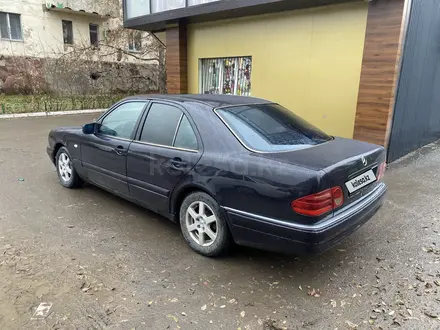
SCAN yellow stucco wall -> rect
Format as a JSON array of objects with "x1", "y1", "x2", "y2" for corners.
[{"x1": 187, "y1": 2, "x2": 368, "y2": 138}]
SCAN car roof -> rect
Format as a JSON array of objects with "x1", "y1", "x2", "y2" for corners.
[{"x1": 124, "y1": 94, "x2": 270, "y2": 108}]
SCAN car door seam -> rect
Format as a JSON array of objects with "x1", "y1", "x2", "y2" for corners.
[{"x1": 126, "y1": 141, "x2": 133, "y2": 194}]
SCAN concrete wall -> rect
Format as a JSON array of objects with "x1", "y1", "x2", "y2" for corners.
[{"x1": 187, "y1": 2, "x2": 368, "y2": 138}]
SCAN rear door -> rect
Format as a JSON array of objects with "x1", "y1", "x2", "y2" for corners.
[
  {"x1": 127, "y1": 102, "x2": 203, "y2": 215},
  {"x1": 81, "y1": 101, "x2": 147, "y2": 196}
]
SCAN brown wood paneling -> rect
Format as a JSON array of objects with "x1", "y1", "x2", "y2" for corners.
[
  {"x1": 166, "y1": 24, "x2": 188, "y2": 94},
  {"x1": 353, "y1": 0, "x2": 406, "y2": 147}
]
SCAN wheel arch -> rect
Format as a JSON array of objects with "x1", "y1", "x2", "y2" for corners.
[
  {"x1": 170, "y1": 184, "x2": 217, "y2": 221},
  {"x1": 53, "y1": 142, "x2": 66, "y2": 163}
]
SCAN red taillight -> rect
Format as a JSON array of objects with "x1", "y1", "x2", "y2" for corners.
[
  {"x1": 291, "y1": 186, "x2": 345, "y2": 217},
  {"x1": 377, "y1": 162, "x2": 386, "y2": 181}
]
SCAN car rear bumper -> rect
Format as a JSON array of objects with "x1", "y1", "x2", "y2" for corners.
[{"x1": 224, "y1": 182, "x2": 387, "y2": 255}]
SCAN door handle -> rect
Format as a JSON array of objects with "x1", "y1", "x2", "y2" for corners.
[
  {"x1": 114, "y1": 145, "x2": 125, "y2": 155},
  {"x1": 171, "y1": 157, "x2": 187, "y2": 169}
]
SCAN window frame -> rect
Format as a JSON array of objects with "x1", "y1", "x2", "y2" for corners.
[
  {"x1": 62, "y1": 20, "x2": 73, "y2": 45},
  {"x1": 0, "y1": 11, "x2": 23, "y2": 41},
  {"x1": 96, "y1": 100, "x2": 149, "y2": 141},
  {"x1": 198, "y1": 56, "x2": 252, "y2": 96},
  {"x1": 124, "y1": 0, "x2": 221, "y2": 19},
  {"x1": 124, "y1": 0, "x2": 151, "y2": 20},
  {"x1": 134, "y1": 100, "x2": 201, "y2": 153},
  {"x1": 89, "y1": 23, "x2": 99, "y2": 47}
]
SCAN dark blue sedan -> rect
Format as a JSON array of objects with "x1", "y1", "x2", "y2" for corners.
[{"x1": 47, "y1": 95, "x2": 387, "y2": 257}]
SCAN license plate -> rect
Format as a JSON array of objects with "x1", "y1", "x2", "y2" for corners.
[{"x1": 345, "y1": 169, "x2": 376, "y2": 194}]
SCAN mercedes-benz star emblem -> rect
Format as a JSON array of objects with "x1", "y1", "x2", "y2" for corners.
[{"x1": 361, "y1": 156, "x2": 367, "y2": 167}]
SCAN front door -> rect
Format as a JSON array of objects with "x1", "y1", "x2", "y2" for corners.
[
  {"x1": 127, "y1": 102, "x2": 202, "y2": 215},
  {"x1": 81, "y1": 101, "x2": 147, "y2": 196}
]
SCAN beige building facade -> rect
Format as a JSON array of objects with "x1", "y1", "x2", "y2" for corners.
[
  {"x1": 0, "y1": 0, "x2": 119, "y2": 58},
  {"x1": 0, "y1": 0, "x2": 157, "y2": 62},
  {"x1": 0, "y1": 0, "x2": 161, "y2": 94}
]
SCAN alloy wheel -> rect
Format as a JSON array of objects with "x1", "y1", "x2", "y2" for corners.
[
  {"x1": 58, "y1": 152, "x2": 72, "y2": 183},
  {"x1": 185, "y1": 201, "x2": 218, "y2": 247}
]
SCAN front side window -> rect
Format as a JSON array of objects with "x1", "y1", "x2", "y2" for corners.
[
  {"x1": 0, "y1": 12, "x2": 22, "y2": 40},
  {"x1": 99, "y1": 102, "x2": 146, "y2": 139},
  {"x1": 216, "y1": 104, "x2": 332, "y2": 152},
  {"x1": 89, "y1": 24, "x2": 99, "y2": 46},
  {"x1": 62, "y1": 20, "x2": 73, "y2": 44},
  {"x1": 200, "y1": 57, "x2": 252, "y2": 96}
]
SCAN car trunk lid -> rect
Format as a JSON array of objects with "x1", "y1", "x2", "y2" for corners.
[{"x1": 255, "y1": 137, "x2": 386, "y2": 207}]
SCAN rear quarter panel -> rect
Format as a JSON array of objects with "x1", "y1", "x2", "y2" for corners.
[{"x1": 181, "y1": 152, "x2": 323, "y2": 225}]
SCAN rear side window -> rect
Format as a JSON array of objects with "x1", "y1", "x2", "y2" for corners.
[
  {"x1": 141, "y1": 103, "x2": 182, "y2": 146},
  {"x1": 139, "y1": 103, "x2": 198, "y2": 150},
  {"x1": 174, "y1": 116, "x2": 198, "y2": 150},
  {"x1": 216, "y1": 104, "x2": 331, "y2": 152}
]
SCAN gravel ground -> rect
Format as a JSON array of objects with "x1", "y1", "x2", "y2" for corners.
[{"x1": 0, "y1": 115, "x2": 439, "y2": 330}]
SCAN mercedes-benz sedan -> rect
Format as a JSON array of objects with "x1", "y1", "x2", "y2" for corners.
[{"x1": 47, "y1": 95, "x2": 387, "y2": 257}]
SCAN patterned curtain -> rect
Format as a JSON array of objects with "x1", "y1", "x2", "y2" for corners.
[{"x1": 200, "y1": 57, "x2": 252, "y2": 96}]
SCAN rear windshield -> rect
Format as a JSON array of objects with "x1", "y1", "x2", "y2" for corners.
[{"x1": 216, "y1": 103, "x2": 332, "y2": 152}]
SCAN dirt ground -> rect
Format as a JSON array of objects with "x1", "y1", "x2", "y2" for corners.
[{"x1": 0, "y1": 114, "x2": 439, "y2": 330}]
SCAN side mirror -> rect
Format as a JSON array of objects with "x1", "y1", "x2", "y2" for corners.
[{"x1": 82, "y1": 123, "x2": 98, "y2": 134}]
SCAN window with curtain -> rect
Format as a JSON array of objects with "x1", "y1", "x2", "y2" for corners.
[
  {"x1": 125, "y1": 0, "x2": 150, "y2": 19},
  {"x1": 0, "y1": 12, "x2": 22, "y2": 40},
  {"x1": 151, "y1": 0, "x2": 185, "y2": 13},
  {"x1": 200, "y1": 57, "x2": 252, "y2": 96}
]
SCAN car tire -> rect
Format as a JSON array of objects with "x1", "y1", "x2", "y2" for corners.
[
  {"x1": 180, "y1": 192, "x2": 233, "y2": 257},
  {"x1": 56, "y1": 146, "x2": 81, "y2": 189}
]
